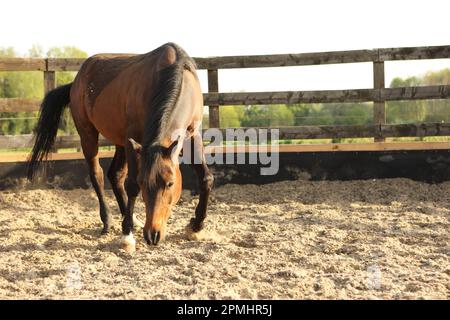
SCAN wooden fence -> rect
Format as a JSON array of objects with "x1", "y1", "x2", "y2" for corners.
[{"x1": 1, "y1": 45, "x2": 450, "y2": 156}]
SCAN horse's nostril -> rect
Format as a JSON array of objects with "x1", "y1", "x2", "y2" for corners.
[{"x1": 152, "y1": 231, "x2": 160, "y2": 245}]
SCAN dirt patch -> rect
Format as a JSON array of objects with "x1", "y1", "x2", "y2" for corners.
[{"x1": 0, "y1": 178, "x2": 449, "y2": 299}]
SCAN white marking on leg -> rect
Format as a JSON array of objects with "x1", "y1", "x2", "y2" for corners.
[{"x1": 121, "y1": 232, "x2": 136, "y2": 252}]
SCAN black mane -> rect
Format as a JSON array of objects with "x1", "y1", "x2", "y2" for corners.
[{"x1": 141, "y1": 43, "x2": 196, "y2": 170}]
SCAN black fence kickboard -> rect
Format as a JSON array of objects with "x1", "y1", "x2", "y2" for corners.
[{"x1": 2, "y1": 150, "x2": 450, "y2": 190}]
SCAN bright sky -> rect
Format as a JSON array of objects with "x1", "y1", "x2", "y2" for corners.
[{"x1": 1, "y1": 0, "x2": 449, "y2": 92}]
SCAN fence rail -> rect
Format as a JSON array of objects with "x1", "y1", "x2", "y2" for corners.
[
  {"x1": 1, "y1": 44, "x2": 450, "y2": 153},
  {"x1": 2, "y1": 45, "x2": 449, "y2": 71},
  {"x1": 2, "y1": 85, "x2": 449, "y2": 113},
  {"x1": 2, "y1": 122, "x2": 450, "y2": 150}
]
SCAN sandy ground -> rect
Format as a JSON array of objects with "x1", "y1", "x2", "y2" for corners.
[{"x1": 0, "y1": 178, "x2": 449, "y2": 299}]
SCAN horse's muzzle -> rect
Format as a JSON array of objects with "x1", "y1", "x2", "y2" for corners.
[{"x1": 144, "y1": 229, "x2": 161, "y2": 245}]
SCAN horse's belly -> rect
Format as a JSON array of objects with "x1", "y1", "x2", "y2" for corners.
[
  {"x1": 97, "y1": 125, "x2": 126, "y2": 146},
  {"x1": 90, "y1": 98, "x2": 128, "y2": 147}
]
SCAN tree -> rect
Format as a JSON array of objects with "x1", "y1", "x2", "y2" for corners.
[
  {"x1": 421, "y1": 69, "x2": 450, "y2": 123},
  {"x1": 241, "y1": 105, "x2": 269, "y2": 127},
  {"x1": 386, "y1": 72, "x2": 450, "y2": 124},
  {"x1": 239, "y1": 104, "x2": 294, "y2": 127},
  {"x1": 267, "y1": 104, "x2": 294, "y2": 126},
  {"x1": 219, "y1": 105, "x2": 242, "y2": 128},
  {"x1": 0, "y1": 45, "x2": 88, "y2": 135},
  {"x1": 28, "y1": 44, "x2": 44, "y2": 58},
  {"x1": 0, "y1": 47, "x2": 43, "y2": 135},
  {"x1": 287, "y1": 104, "x2": 310, "y2": 125}
]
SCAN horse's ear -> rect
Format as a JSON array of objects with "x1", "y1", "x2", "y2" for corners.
[
  {"x1": 167, "y1": 139, "x2": 178, "y2": 154},
  {"x1": 164, "y1": 139, "x2": 179, "y2": 161},
  {"x1": 128, "y1": 138, "x2": 142, "y2": 155}
]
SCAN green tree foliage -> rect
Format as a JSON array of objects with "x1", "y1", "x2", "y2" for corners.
[
  {"x1": 240, "y1": 105, "x2": 294, "y2": 127},
  {"x1": 387, "y1": 76, "x2": 425, "y2": 123},
  {"x1": 268, "y1": 104, "x2": 295, "y2": 126},
  {"x1": 0, "y1": 47, "x2": 43, "y2": 135},
  {"x1": 233, "y1": 69, "x2": 449, "y2": 128},
  {"x1": 0, "y1": 45, "x2": 88, "y2": 135},
  {"x1": 218, "y1": 102, "x2": 372, "y2": 128},
  {"x1": 219, "y1": 105, "x2": 244, "y2": 128},
  {"x1": 301, "y1": 103, "x2": 372, "y2": 125},
  {"x1": 421, "y1": 69, "x2": 450, "y2": 123},
  {"x1": 28, "y1": 44, "x2": 44, "y2": 58},
  {"x1": 240, "y1": 105, "x2": 267, "y2": 127},
  {"x1": 387, "y1": 69, "x2": 450, "y2": 124},
  {"x1": 0, "y1": 47, "x2": 43, "y2": 99}
]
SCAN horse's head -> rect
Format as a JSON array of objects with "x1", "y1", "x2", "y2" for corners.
[{"x1": 129, "y1": 138, "x2": 182, "y2": 245}]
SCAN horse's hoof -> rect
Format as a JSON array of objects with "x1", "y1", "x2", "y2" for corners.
[
  {"x1": 188, "y1": 218, "x2": 204, "y2": 233},
  {"x1": 185, "y1": 224, "x2": 206, "y2": 241},
  {"x1": 120, "y1": 233, "x2": 136, "y2": 253},
  {"x1": 101, "y1": 227, "x2": 110, "y2": 235}
]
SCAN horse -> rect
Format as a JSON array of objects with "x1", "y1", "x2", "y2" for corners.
[{"x1": 27, "y1": 43, "x2": 214, "y2": 248}]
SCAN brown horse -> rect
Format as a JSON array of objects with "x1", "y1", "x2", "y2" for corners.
[{"x1": 27, "y1": 43, "x2": 214, "y2": 248}]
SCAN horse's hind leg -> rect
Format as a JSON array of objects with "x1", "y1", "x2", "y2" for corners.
[
  {"x1": 79, "y1": 126, "x2": 111, "y2": 234},
  {"x1": 187, "y1": 132, "x2": 214, "y2": 234},
  {"x1": 107, "y1": 146, "x2": 128, "y2": 217}
]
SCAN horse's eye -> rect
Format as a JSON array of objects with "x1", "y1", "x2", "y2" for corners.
[{"x1": 166, "y1": 181, "x2": 174, "y2": 188}]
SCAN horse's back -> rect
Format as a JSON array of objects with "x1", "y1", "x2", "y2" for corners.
[
  {"x1": 71, "y1": 43, "x2": 192, "y2": 115},
  {"x1": 69, "y1": 53, "x2": 147, "y2": 145},
  {"x1": 73, "y1": 53, "x2": 141, "y2": 105},
  {"x1": 69, "y1": 43, "x2": 199, "y2": 147}
]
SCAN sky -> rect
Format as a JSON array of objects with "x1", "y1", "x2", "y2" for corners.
[{"x1": 1, "y1": 0, "x2": 449, "y2": 92}]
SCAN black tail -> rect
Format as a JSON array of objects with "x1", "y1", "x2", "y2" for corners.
[{"x1": 27, "y1": 83, "x2": 72, "y2": 181}]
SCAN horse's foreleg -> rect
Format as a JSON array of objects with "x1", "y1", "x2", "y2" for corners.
[
  {"x1": 80, "y1": 129, "x2": 111, "y2": 235},
  {"x1": 108, "y1": 146, "x2": 145, "y2": 230},
  {"x1": 188, "y1": 133, "x2": 214, "y2": 234},
  {"x1": 120, "y1": 139, "x2": 141, "y2": 250}
]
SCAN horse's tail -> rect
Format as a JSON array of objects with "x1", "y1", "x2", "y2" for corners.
[{"x1": 27, "y1": 83, "x2": 72, "y2": 181}]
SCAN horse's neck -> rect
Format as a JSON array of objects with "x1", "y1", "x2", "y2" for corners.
[{"x1": 157, "y1": 70, "x2": 202, "y2": 147}]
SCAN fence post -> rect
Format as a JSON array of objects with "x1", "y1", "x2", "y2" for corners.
[
  {"x1": 44, "y1": 71, "x2": 56, "y2": 94},
  {"x1": 373, "y1": 59, "x2": 385, "y2": 142},
  {"x1": 207, "y1": 69, "x2": 220, "y2": 128},
  {"x1": 44, "y1": 62, "x2": 57, "y2": 152}
]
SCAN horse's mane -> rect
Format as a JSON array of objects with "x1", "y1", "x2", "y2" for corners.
[{"x1": 141, "y1": 43, "x2": 197, "y2": 178}]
